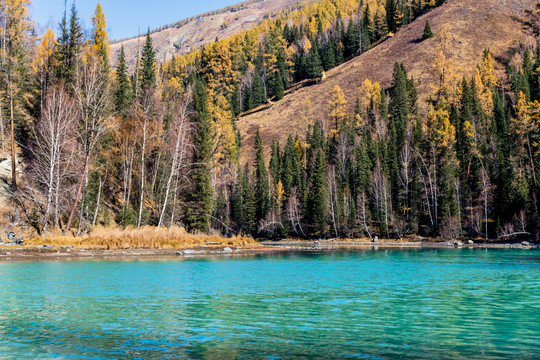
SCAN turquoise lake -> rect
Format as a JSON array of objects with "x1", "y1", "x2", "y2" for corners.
[{"x1": 0, "y1": 249, "x2": 539, "y2": 359}]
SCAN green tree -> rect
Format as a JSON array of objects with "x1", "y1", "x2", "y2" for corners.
[
  {"x1": 140, "y1": 30, "x2": 156, "y2": 89},
  {"x1": 309, "y1": 149, "x2": 328, "y2": 235},
  {"x1": 254, "y1": 128, "x2": 270, "y2": 224},
  {"x1": 423, "y1": 21, "x2": 433, "y2": 39},
  {"x1": 307, "y1": 41, "x2": 323, "y2": 78},
  {"x1": 115, "y1": 46, "x2": 131, "y2": 113},
  {"x1": 185, "y1": 80, "x2": 213, "y2": 232}
]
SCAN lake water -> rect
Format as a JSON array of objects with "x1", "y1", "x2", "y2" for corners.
[{"x1": 0, "y1": 249, "x2": 539, "y2": 359}]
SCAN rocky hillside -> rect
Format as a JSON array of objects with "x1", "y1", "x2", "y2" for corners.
[
  {"x1": 111, "y1": 0, "x2": 310, "y2": 68},
  {"x1": 237, "y1": 0, "x2": 538, "y2": 160}
]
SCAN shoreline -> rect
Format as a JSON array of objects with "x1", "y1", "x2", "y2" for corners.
[{"x1": 0, "y1": 239, "x2": 538, "y2": 261}]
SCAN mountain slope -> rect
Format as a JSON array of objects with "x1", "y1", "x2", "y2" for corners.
[
  {"x1": 110, "y1": 0, "x2": 309, "y2": 68},
  {"x1": 237, "y1": 0, "x2": 538, "y2": 160}
]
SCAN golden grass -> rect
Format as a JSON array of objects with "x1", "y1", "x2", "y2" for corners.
[
  {"x1": 26, "y1": 226, "x2": 259, "y2": 250},
  {"x1": 238, "y1": 0, "x2": 535, "y2": 163}
]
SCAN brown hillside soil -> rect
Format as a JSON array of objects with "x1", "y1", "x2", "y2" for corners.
[
  {"x1": 237, "y1": 0, "x2": 538, "y2": 163},
  {"x1": 111, "y1": 0, "x2": 311, "y2": 69}
]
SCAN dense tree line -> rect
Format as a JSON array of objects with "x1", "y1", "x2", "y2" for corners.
[
  {"x1": 164, "y1": 0, "x2": 445, "y2": 117},
  {"x1": 2, "y1": 0, "x2": 539, "y2": 242}
]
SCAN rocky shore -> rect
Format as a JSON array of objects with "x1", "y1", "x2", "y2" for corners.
[{"x1": 0, "y1": 239, "x2": 537, "y2": 260}]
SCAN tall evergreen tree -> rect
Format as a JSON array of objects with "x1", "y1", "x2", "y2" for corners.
[
  {"x1": 140, "y1": 30, "x2": 156, "y2": 89},
  {"x1": 386, "y1": 0, "x2": 398, "y2": 33},
  {"x1": 254, "y1": 128, "x2": 270, "y2": 224},
  {"x1": 309, "y1": 149, "x2": 328, "y2": 235},
  {"x1": 345, "y1": 18, "x2": 360, "y2": 58},
  {"x1": 307, "y1": 41, "x2": 324, "y2": 78},
  {"x1": 115, "y1": 46, "x2": 131, "y2": 113},
  {"x1": 185, "y1": 80, "x2": 213, "y2": 233}
]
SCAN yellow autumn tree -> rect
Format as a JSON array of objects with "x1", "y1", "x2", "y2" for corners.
[
  {"x1": 479, "y1": 50, "x2": 499, "y2": 89},
  {"x1": 212, "y1": 95, "x2": 237, "y2": 166},
  {"x1": 358, "y1": 78, "x2": 382, "y2": 114},
  {"x1": 473, "y1": 68, "x2": 493, "y2": 116},
  {"x1": 91, "y1": 3, "x2": 110, "y2": 65},
  {"x1": 33, "y1": 28, "x2": 56, "y2": 103},
  {"x1": 432, "y1": 49, "x2": 460, "y2": 105},
  {"x1": 329, "y1": 85, "x2": 348, "y2": 131},
  {"x1": 512, "y1": 91, "x2": 537, "y2": 184},
  {"x1": 427, "y1": 103, "x2": 456, "y2": 154}
]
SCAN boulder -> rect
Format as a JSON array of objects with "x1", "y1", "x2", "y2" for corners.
[
  {"x1": 223, "y1": 247, "x2": 233, "y2": 253},
  {"x1": 521, "y1": 241, "x2": 530, "y2": 246},
  {"x1": 454, "y1": 241, "x2": 463, "y2": 246},
  {"x1": 372, "y1": 236, "x2": 379, "y2": 243},
  {"x1": 468, "y1": 240, "x2": 474, "y2": 245}
]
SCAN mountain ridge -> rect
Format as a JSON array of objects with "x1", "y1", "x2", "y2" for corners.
[{"x1": 110, "y1": 0, "x2": 311, "y2": 69}]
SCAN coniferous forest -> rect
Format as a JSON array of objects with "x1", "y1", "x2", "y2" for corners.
[{"x1": 2, "y1": 0, "x2": 540, "y2": 242}]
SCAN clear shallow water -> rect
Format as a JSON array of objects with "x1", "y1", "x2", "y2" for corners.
[{"x1": 0, "y1": 249, "x2": 539, "y2": 359}]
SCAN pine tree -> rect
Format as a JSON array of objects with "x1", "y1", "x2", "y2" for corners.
[
  {"x1": 115, "y1": 46, "x2": 131, "y2": 113},
  {"x1": 423, "y1": 21, "x2": 433, "y2": 39},
  {"x1": 254, "y1": 128, "x2": 270, "y2": 224},
  {"x1": 252, "y1": 72, "x2": 266, "y2": 106},
  {"x1": 54, "y1": 3, "x2": 83, "y2": 85},
  {"x1": 54, "y1": 4, "x2": 69, "y2": 82},
  {"x1": 140, "y1": 30, "x2": 156, "y2": 89},
  {"x1": 67, "y1": 2, "x2": 83, "y2": 83},
  {"x1": 309, "y1": 149, "x2": 328, "y2": 235},
  {"x1": 307, "y1": 41, "x2": 323, "y2": 78},
  {"x1": 345, "y1": 18, "x2": 360, "y2": 58},
  {"x1": 323, "y1": 37, "x2": 336, "y2": 71},
  {"x1": 386, "y1": 0, "x2": 398, "y2": 33},
  {"x1": 185, "y1": 80, "x2": 213, "y2": 233},
  {"x1": 269, "y1": 139, "x2": 281, "y2": 185},
  {"x1": 1, "y1": 0, "x2": 32, "y2": 190}
]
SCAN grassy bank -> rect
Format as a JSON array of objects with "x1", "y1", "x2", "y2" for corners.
[{"x1": 24, "y1": 226, "x2": 259, "y2": 250}]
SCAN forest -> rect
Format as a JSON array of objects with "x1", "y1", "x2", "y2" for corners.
[{"x1": 1, "y1": 0, "x2": 539, "y2": 242}]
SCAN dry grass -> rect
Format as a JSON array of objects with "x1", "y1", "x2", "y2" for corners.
[
  {"x1": 238, "y1": 0, "x2": 537, "y2": 163},
  {"x1": 25, "y1": 226, "x2": 259, "y2": 250}
]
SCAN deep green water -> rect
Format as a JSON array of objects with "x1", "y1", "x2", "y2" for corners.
[{"x1": 0, "y1": 249, "x2": 539, "y2": 359}]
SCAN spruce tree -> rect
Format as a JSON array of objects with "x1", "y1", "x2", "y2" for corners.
[
  {"x1": 185, "y1": 80, "x2": 213, "y2": 233},
  {"x1": 254, "y1": 128, "x2": 270, "y2": 224},
  {"x1": 55, "y1": 3, "x2": 83, "y2": 85},
  {"x1": 252, "y1": 72, "x2": 266, "y2": 106},
  {"x1": 67, "y1": 3, "x2": 83, "y2": 82},
  {"x1": 140, "y1": 30, "x2": 156, "y2": 89},
  {"x1": 323, "y1": 37, "x2": 336, "y2": 70},
  {"x1": 269, "y1": 139, "x2": 281, "y2": 185},
  {"x1": 115, "y1": 46, "x2": 131, "y2": 113},
  {"x1": 54, "y1": 5, "x2": 69, "y2": 82},
  {"x1": 345, "y1": 18, "x2": 360, "y2": 58},
  {"x1": 307, "y1": 41, "x2": 324, "y2": 78},
  {"x1": 423, "y1": 21, "x2": 433, "y2": 39},
  {"x1": 386, "y1": 0, "x2": 398, "y2": 33},
  {"x1": 309, "y1": 149, "x2": 328, "y2": 235}
]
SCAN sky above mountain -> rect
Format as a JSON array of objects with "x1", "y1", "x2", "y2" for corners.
[{"x1": 32, "y1": 0, "x2": 241, "y2": 40}]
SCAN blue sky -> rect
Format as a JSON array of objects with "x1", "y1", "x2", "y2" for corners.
[{"x1": 32, "y1": 0, "x2": 241, "y2": 40}]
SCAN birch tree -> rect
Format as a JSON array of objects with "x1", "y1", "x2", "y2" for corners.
[
  {"x1": 32, "y1": 85, "x2": 77, "y2": 234},
  {"x1": 65, "y1": 50, "x2": 112, "y2": 234}
]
